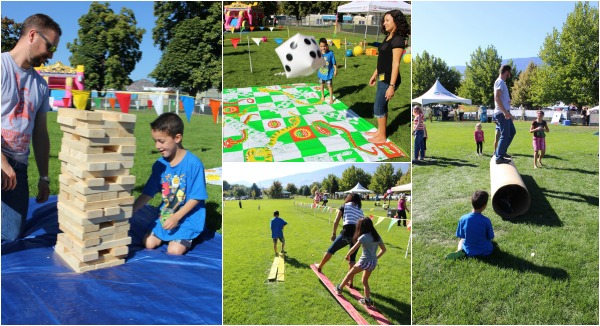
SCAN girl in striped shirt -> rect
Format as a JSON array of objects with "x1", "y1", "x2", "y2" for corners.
[{"x1": 413, "y1": 105, "x2": 426, "y2": 162}]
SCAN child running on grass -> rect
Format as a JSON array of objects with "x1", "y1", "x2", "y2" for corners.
[
  {"x1": 474, "y1": 122, "x2": 485, "y2": 156},
  {"x1": 530, "y1": 110, "x2": 550, "y2": 169},
  {"x1": 446, "y1": 190, "x2": 494, "y2": 259},
  {"x1": 318, "y1": 38, "x2": 337, "y2": 104},
  {"x1": 132, "y1": 113, "x2": 208, "y2": 255},
  {"x1": 336, "y1": 217, "x2": 386, "y2": 307},
  {"x1": 270, "y1": 210, "x2": 287, "y2": 256}
]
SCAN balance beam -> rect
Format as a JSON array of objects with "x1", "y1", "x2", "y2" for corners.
[
  {"x1": 268, "y1": 254, "x2": 285, "y2": 282},
  {"x1": 490, "y1": 158, "x2": 530, "y2": 219},
  {"x1": 346, "y1": 286, "x2": 391, "y2": 325},
  {"x1": 310, "y1": 264, "x2": 369, "y2": 325}
]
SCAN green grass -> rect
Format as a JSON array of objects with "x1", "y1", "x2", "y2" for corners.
[
  {"x1": 26, "y1": 109, "x2": 223, "y2": 231},
  {"x1": 412, "y1": 120, "x2": 599, "y2": 324},
  {"x1": 223, "y1": 197, "x2": 411, "y2": 325},
  {"x1": 223, "y1": 26, "x2": 411, "y2": 161}
]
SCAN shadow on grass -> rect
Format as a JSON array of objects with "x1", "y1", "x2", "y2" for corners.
[
  {"x1": 550, "y1": 165, "x2": 598, "y2": 176},
  {"x1": 417, "y1": 155, "x2": 478, "y2": 168},
  {"x1": 348, "y1": 101, "x2": 375, "y2": 119},
  {"x1": 539, "y1": 188, "x2": 599, "y2": 207},
  {"x1": 284, "y1": 255, "x2": 310, "y2": 269},
  {"x1": 509, "y1": 175, "x2": 562, "y2": 227},
  {"x1": 205, "y1": 201, "x2": 223, "y2": 232},
  {"x1": 223, "y1": 50, "x2": 249, "y2": 57},
  {"x1": 372, "y1": 292, "x2": 411, "y2": 325},
  {"x1": 475, "y1": 244, "x2": 569, "y2": 280},
  {"x1": 387, "y1": 105, "x2": 411, "y2": 139},
  {"x1": 337, "y1": 84, "x2": 367, "y2": 99}
]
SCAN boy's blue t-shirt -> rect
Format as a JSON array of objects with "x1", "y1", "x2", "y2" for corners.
[
  {"x1": 318, "y1": 50, "x2": 336, "y2": 81},
  {"x1": 455, "y1": 212, "x2": 494, "y2": 256},
  {"x1": 142, "y1": 150, "x2": 208, "y2": 241},
  {"x1": 270, "y1": 216, "x2": 287, "y2": 239}
]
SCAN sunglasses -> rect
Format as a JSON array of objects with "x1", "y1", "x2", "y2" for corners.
[{"x1": 36, "y1": 31, "x2": 57, "y2": 53}]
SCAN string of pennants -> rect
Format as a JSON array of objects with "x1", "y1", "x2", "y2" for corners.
[
  {"x1": 68, "y1": 90, "x2": 221, "y2": 124},
  {"x1": 293, "y1": 201, "x2": 411, "y2": 232}
]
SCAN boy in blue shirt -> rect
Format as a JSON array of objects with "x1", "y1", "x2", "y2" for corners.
[
  {"x1": 270, "y1": 210, "x2": 287, "y2": 256},
  {"x1": 132, "y1": 112, "x2": 208, "y2": 255},
  {"x1": 317, "y1": 38, "x2": 337, "y2": 104},
  {"x1": 446, "y1": 190, "x2": 494, "y2": 259}
]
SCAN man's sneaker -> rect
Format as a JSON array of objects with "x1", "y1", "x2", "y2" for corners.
[
  {"x1": 495, "y1": 157, "x2": 511, "y2": 164},
  {"x1": 359, "y1": 298, "x2": 373, "y2": 306},
  {"x1": 335, "y1": 285, "x2": 342, "y2": 295},
  {"x1": 503, "y1": 153, "x2": 512, "y2": 158},
  {"x1": 445, "y1": 250, "x2": 467, "y2": 260},
  {"x1": 281, "y1": 250, "x2": 287, "y2": 254}
]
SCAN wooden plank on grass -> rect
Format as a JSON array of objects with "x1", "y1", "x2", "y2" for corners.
[
  {"x1": 268, "y1": 256, "x2": 279, "y2": 281},
  {"x1": 310, "y1": 264, "x2": 369, "y2": 325},
  {"x1": 276, "y1": 254, "x2": 285, "y2": 281},
  {"x1": 347, "y1": 286, "x2": 391, "y2": 325}
]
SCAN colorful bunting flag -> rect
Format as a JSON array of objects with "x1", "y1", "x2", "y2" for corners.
[
  {"x1": 375, "y1": 216, "x2": 386, "y2": 226},
  {"x1": 108, "y1": 97, "x2": 116, "y2": 110},
  {"x1": 252, "y1": 37, "x2": 262, "y2": 46},
  {"x1": 149, "y1": 94, "x2": 164, "y2": 116},
  {"x1": 181, "y1": 96, "x2": 195, "y2": 122},
  {"x1": 388, "y1": 218, "x2": 397, "y2": 232},
  {"x1": 71, "y1": 90, "x2": 90, "y2": 110},
  {"x1": 269, "y1": 27, "x2": 274, "y2": 32},
  {"x1": 230, "y1": 38, "x2": 241, "y2": 48},
  {"x1": 115, "y1": 92, "x2": 131, "y2": 113},
  {"x1": 209, "y1": 98, "x2": 221, "y2": 124},
  {"x1": 332, "y1": 39, "x2": 341, "y2": 49}
]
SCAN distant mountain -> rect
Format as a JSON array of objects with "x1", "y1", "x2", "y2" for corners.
[
  {"x1": 226, "y1": 163, "x2": 409, "y2": 189},
  {"x1": 125, "y1": 79, "x2": 156, "y2": 92},
  {"x1": 453, "y1": 57, "x2": 543, "y2": 76}
]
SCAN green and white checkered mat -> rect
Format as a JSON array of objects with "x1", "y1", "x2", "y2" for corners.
[{"x1": 222, "y1": 83, "x2": 407, "y2": 162}]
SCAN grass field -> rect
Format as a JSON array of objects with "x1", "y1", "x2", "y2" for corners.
[
  {"x1": 25, "y1": 109, "x2": 223, "y2": 231},
  {"x1": 223, "y1": 26, "x2": 411, "y2": 161},
  {"x1": 223, "y1": 197, "x2": 411, "y2": 325},
  {"x1": 411, "y1": 120, "x2": 599, "y2": 324}
]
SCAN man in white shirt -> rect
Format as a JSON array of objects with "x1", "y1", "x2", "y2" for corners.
[{"x1": 493, "y1": 65, "x2": 515, "y2": 164}]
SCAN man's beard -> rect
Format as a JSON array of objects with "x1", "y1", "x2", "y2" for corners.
[{"x1": 29, "y1": 53, "x2": 48, "y2": 68}]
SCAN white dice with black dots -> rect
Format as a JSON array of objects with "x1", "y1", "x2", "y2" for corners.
[{"x1": 275, "y1": 33, "x2": 326, "y2": 78}]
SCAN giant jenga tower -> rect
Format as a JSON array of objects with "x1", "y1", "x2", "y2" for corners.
[{"x1": 55, "y1": 108, "x2": 136, "y2": 272}]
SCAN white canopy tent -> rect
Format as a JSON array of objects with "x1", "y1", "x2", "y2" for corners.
[
  {"x1": 412, "y1": 80, "x2": 472, "y2": 106},
  {"x1": 391, "y1": 183, "x2": 411, "y2": 193},
  {"x1": 337, "y1": 1, "x2": 411, "y2": 50},
  {"x1": 344, "y1": 182, "x2": 374, "y2": 194}
]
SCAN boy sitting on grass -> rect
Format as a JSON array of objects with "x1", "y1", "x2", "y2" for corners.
[{"x1": 446, "y1": 190, "x2": 494, "y2": 259}]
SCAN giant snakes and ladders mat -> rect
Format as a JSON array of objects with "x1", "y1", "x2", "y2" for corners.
[{"x1": 222, "y1": 84, "x2": 407, "y2": 162}]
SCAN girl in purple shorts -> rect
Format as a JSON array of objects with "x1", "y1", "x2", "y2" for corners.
[
  {"x1": 530, "y1": 110, "x2": 550, "y2": 169},
  {"x1": 335, "y1": 217, "x2": 387, "y2": 306}
]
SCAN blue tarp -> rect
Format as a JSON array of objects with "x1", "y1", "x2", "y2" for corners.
[{"x1": 1, "y1": 196, "x2": 222, "y2": 325}]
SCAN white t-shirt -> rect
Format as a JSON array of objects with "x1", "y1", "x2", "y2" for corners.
[
  {"x1": 1, "y1": 52, "x2": 50, "y2": 165},
  {"x1": 493, "y1": 77, "x2": 511, "y2": 115}
]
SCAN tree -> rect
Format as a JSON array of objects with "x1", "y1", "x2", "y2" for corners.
[
  {"x1": 286, "y1": 183, "x2": 298, "y2": 195},
  {"x1": 1, "y1": 17, "x2": 21, "y2": 53},
  {"x1": 369, "y1": 164, "x2": 396, "y2": 195},
  {"x1": 234, "y1": 187, "x2": 246, "y2": 198},
  {"x1": 67, "y1": 2, "x2": 145, "y2": 96},
  {"x1": 397, "y1": 167, "x2": 411, "y2": 185},
  {"x1": 269, "y1": 181, "x2": 283, "y2": 199},
  {"x1": 457, "y1": 45, "x2": 519, "y2": 107},
  {"x1": 151, "y1": 2, "x2": 222, "y2": 95},
  {"x1": 412, "y1": 50, "x2": 462, "y2": 98},
  {"x1": 299, "y1": 185, "x2": 311, "y2": 197},
  {"x1": 321, "y1": 174, "x2": 340, "y2": 194},
  {"x1": 250, "y1": 183, "x2": 261, "y2": 198},
  {"x1": 394, "y1": 168, "x2": 404, "y2": 185},
  {"x1": 531, "y1": 2, "x2": 599, "y2": 106},
  {"x1": 339, "y1": 166, "x2": 372, "y2": 191},
  {"x1": 512, "y1": 61, "x2": 537, "y2": 109},
  {"x1": 223, "y1": 180, "x2": 231, "y2": 191}
]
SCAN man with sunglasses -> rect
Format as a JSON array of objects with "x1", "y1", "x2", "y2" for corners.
[{"x1": 1, "y1": 14, "x2": 61, "y2": 242}]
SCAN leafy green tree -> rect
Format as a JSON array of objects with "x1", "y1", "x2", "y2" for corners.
[
  {"x1": 370, "y1": 164, "x2": 396, "y2": 194},
  {"x1": 250, "y1": 183, "x2": 261, "y2": 198},
  {"x1": 321, "y1": 174, "x2": 340, "y2": 194},
  {"x1": 223, "y1": 180, "x2": 231, "y2": 191},
  {"x1": 234, "y1": 187, "x2": 246, "y2": 198},
  {"x1": 412, "y1": 50, "x2": 462, "y2": 98},
  {"x1": 339, "y1": 166, "x2": 371, "y2": 191},
  {"x1": 151, "y1": 1, "x2": 222, "y2": 95},
  {"x1": 299, "y1": 185, "x2": 311, "y2": 197},
  {"x1": 512, "y1": 61, "x2": 537, "y2": 109},
  {"x1": 457, "y1": 45, "x2": 519, "y2": 107},
  {"x1": 397, "y1": 167, "x2": 411, "y2": 185},
  {"x1": 1, "y1": 17, "x2": 21, "y2": 52},
  {"x1": 286, "y1": 183, "x2": 298, "y2": 195},
  {"x1": 269, "y1": 181, "x2": 283, "y2": 199},
  {"x1": 67, "y1": 2, "x2": 145, "y2": 96},
  {"x1": 394, "y1": 168, "x2": 404, "y2": 185},
  {"x1": 531, "y1": 2, "x2": 599, "y2": 106}
]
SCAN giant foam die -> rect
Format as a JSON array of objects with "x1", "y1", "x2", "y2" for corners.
[
  {"x1": 489, "y1": 157, "x2": 530, "y2": 219},
  {"x1": 366, "y1": 48, "x2": 378, "y2": 56},
  {"x1": 275, "y1": 33, "x2": 325, "y2": 78},
  {"x1": 55, "y1": 108, "x2": 137, "y2": 272}
]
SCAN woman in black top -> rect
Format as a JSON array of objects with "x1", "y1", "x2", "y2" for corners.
[{"x1": 366, "y1": 9, "x2": 410, "y2": 144}]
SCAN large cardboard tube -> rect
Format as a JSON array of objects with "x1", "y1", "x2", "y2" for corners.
[{"x1": 490, "y1": 158, "x2": 530, "y2": 219}]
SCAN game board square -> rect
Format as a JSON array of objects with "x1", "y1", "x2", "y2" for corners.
[
  {"x1": 223, "y1": 150, "x2": 244, "y2": 162},
  {"x1": 263, "y1": 118, "x2": 286, "y2": 132}
]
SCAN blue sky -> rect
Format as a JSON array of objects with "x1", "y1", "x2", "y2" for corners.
[
  {"x1": 412, "y1": 1, "x2": 598, "y2": 66},
  {"x1": 1, "y1": 1, "x2": 159, "y2": 81}
]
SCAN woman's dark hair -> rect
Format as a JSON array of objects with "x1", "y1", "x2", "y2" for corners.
[
  {"x1": 344, "y1": 193, "x2": 362, "y2": 209},
  {"x1": 381, "y1": 9, "x2": 410, "y2": 38},
  {"x1": 353, "y1": 217, "x2": 380, "y2": 243}
]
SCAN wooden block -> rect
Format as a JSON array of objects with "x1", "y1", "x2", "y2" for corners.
[
  {"x1": 109, "y1": 246, "x2": 129, "y2": 257},
  {"x1": 55, "y1": 242, "x2": 96, "y2": 273},
  {"x1": 57, "y1": 115, "x2": 104, "y2": 129},
  {"x1": 61, "y1": 138, "x2": 104, "y2": 154},
  {"x1": 59, "y1": 152, "x2": 106, "y2": 171},
  {"x1": 104, "y1": 145, "x2": 137, "y2": 154},
  {"x1": 104, "y1": 120, "x2": 136, "y2": 131},
  {"x1": 58, "y1": 215, "x2": 100, "y2": 233},
  {"x1": 276, "y1": 255, "x2": 285, "y2": 281},
  {"x1": 268, "y1": 256, "x2": 279, "y2": 281},
  {"x1": 60, "y1": 125, "x2": 106, "y2": 138},
  {"x1": 57, "y1": 233, "x2": 100, "y2": 262},
  {"x1": 101, "y1": 191, "x2": 119, "y2": 200},
  {"x1": 58, "y1": 200, "x2": 104, "y2": 220},
  {"x1": 100, "y1": 110, "x2": 137, "y2": 123},
  {"x1": 67, "y1": 146, "x2": 134, "y2": 163},
  {"x1": 61, "y1": 161, "x2": 130, "y2": 179},
  {"x1": 58, "y1": 107, "x2": 103, "y2": 121},
  {"x1": 74, "y1": 136, "x2": 136, "y2": 146}
]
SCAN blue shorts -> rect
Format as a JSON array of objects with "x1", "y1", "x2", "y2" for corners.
[
  {"x1": 150, "y1": 231, "x2": 193, "y2": 249},
  {"x1": 273, "y1": 237, "x2": 285, "y2": 243},
  {"x1": 319, "y1": 78, "x2": 332, "y2": 85},
  {"x1": 326, "y1": 225, "x2": 357, "y2": 262},
  {"x1": 373, "y1": 81, "x2": 393, "y2": 118}
]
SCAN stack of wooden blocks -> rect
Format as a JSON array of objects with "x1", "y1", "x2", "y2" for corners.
[{"x1": 55, "y1": 108, "x2": 137, "y2": 272}]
